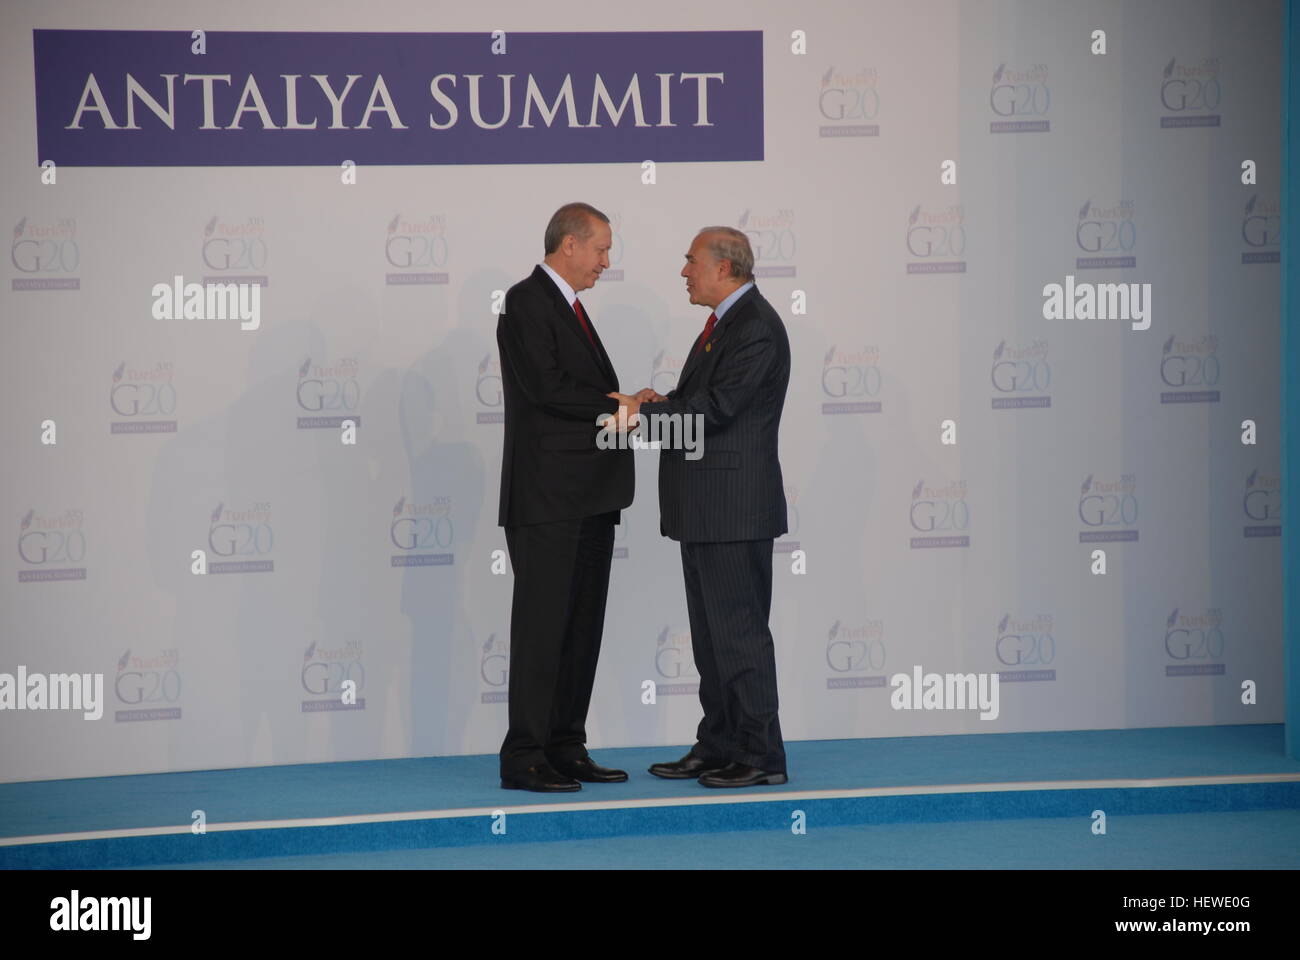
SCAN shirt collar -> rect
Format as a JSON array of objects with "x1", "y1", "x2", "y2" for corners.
[
  {"x1": 714, "y1": 280, "x2": 755, "y2": 321},
  {"x1": 539, "y1": 262, "x2": 578, "y2": 308}
]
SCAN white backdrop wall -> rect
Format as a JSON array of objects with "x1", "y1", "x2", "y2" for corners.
[{"x1": 0, "y1": 0, "x2": 1284, "y2": 782}]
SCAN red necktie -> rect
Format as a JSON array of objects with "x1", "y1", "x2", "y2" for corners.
[
  {"x1": 691, "y1": 312, "x2": 717, "y2": 357},
  {"x1": 573, "y1": 298, "x2": 597, "y2": 347}
]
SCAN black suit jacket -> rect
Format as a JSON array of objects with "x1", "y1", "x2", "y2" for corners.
[
  {"x1": 640, "y1": 284, "x2": 790, "y2": 542},
  {"x1": 496, "y1": 265, "x2": 633, "y2": 527}
]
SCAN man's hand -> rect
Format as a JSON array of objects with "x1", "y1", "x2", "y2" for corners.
[
  {"x1": 632, "y1": 387, "x2": 668, "y2": 403},
  {"x1": 606, "y1": 392, "x2": 641, "y2": 431}
]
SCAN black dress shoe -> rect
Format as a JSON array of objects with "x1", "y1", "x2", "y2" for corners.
[
  {"x1": 698, "y1": 762, "x2": 788, "y2": 788},
  {"x1": 500, "y1": 762, "x2": 582, "y2": 792},
  {"x1": 648, "y1": 751, "x2": 729, "y2": 780},
  {"x1": 550, "y1": 756, "x2": 628, "y2": 783}
]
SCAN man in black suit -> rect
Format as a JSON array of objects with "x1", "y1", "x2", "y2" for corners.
[
  {"x1": 611, "y1": 227, "x2": 791, "y2": 788},
  {"x1": 496, "y1": 202, "x2": 635, "y2": 792}
]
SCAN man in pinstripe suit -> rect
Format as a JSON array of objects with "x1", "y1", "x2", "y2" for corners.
[{"x1": 610, "y1": 227, "x2": 791, "y2": 787}]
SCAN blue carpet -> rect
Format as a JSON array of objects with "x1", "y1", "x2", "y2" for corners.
[
  {"x1": 4, "y1": 724, "x2": 1296, "y2": 837},
  {"x1": 142, "y1": 811, "x2": 1300, "y2": 869},
  {"x1": 3, "y1": 724, "x2": 1297, "y2": 868}
]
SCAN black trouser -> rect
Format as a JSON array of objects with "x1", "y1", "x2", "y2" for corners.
[
  {"x1": 500, "y1": 512, "x2": 616, "y2": 776},
  {"x1": 680, "y1": 538, "x2": 786, "y2": 773}
]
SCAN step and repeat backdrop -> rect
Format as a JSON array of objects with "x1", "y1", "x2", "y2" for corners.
[{"x1": 0, "y1": 0, "x2": 1284, "y2": 781}]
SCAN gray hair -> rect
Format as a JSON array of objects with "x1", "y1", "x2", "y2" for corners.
[
  {"x1": 544, "y1": 202, "x2": 610, "y2": 254},
  {"x1": 697, "y1": 226, "x2": 755, "y2": 281}
]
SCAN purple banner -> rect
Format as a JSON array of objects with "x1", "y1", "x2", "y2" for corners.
[{"x1": 33, "y1": 30, "x2": 764, "y2": 166}]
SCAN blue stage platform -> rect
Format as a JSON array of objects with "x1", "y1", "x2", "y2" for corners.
[{"x1": 3, "y1": 724, "x2": 1299, "y2": 869}]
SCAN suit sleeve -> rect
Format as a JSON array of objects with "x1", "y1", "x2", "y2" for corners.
[
  {"x1": 497, "y1": 289, "x2": 620, "y2": 423},
  {"x1": 640, "y1": 321, "x2": 776, "y2": 432}
]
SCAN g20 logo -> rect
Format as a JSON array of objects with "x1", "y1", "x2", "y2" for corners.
[
  {"x1": 481, "y1": 647, "x2": 508, "y2": 686},
  {"x1": 1242, "y1": 214, "x2": 1280, "y2": 247},
  {"x1": 202, "y1": 236, "x2": 267, "y2": 270},
  {"x1": 910, "y1": 498, "x2": 969, "y2": 532},
  {"x1": 1078, "y1": 491, "x2": 1137, "y2": 527},
  {"x1": 826, "y1": 638, "x2": 885, "y2": 672},
  {"x1": 111, "y1": 382, "x2": 176, "y2": 416},
  {"x1": 116, "y1": 668, "x2": 181, "y2": 704},
  {"x1": 298, "y1": 371, "x2": 359, "y2": 412},
  {"x1": 991, "y1": 358, "x2": 1051, "y2": 393},
  {"x1": 386, "y1": 233, "x2": 447, "y2": 268},
  {"x1": 1164, "y1": 627, "x2": 1224, "y2": 660},
  {"x1": 209, "y1": 512, "x2": 273, "y2": 556},
  {"x1": 996, "y1": 632, "x2": 1055, "y2": 666},
  {"x1": 907, "y1": 222, "x2": 965, "y2": 258},
  {"x1": 1243, "y1": 488, "x2": 1281, "y2": 521},
  {"x1": 1160, "y1": 354, "x2": 1219, "y2": 387},
  {"x1": 301, "y1": 659, "x2": 365, "y2": 695},
  {"x1": 11, "y1": 236, "x2": 79, "y2": 273},
  {"x1": 655, "y1": 644, "x2": 698, "y2": 679},
  {"x1": 476, "y1": 367, "x2": 502, "y2": 406},
  {"x1": 1076, "y1": 219, "x2": 1136, "y2": 253},
  {"x1": 819, "y1": 85, "x2": 878, "y2": 120},
  {"x1": 1160, "y1": 76, "x2": 1221, "y2": 112},
  {"x1": 390, "y1": 514, "x2": 453, "y2": 550},
  {"x1": 990, "y1": 81, "x2": 1049, "y2": 116},
  {"x1": 18, "y1": 528, "x2": 85, "y2": 564},
  {"x1": 744, "y1": 227, "x2": 796, "y2": 262},
  {"x1": 823, "y1": 363, "x2": 880, "y2": 398},
  {"x1": 651, "y1": 362, "x2": 679, "y2": 396}
]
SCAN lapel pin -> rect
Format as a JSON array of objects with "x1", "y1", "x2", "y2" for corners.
[{"x1": 705, "y1": 343, "x2": 712, "y2": 352}]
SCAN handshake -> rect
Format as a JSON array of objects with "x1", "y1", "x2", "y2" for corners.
[{"x1": 605, "y1": 387, "x2": 668, "y2": 431}]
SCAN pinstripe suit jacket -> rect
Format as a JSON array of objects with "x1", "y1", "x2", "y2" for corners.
[{"x1": 640, "y1": 284, "x2": 789, "y2": 542}]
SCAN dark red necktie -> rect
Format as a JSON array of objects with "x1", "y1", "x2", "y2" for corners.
[
  {"x1": 691, "y1": 312, "x2": 717, "y2": 357},
  {"x1": 572, "y1": 298, "x2": 597, "y2": 347}
]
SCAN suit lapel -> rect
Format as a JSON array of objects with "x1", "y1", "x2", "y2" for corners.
[
  {"x1": 676, "y1": 286, "x2": 757, "y2": 390},
  {"x1": 533, "y1": 265, "x2": 615, "y2": 388},
  {"x1": 587, "y1": 322, "x2": 617, "y2": 385},
  {"x1": 676, "y1": 338, "x2": 707, "y2": 390}
]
